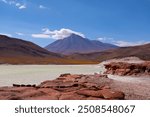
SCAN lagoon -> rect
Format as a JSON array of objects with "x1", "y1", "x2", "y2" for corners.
[{"x1": 0, "y1": 65, "x2": 101, "y2": 86}]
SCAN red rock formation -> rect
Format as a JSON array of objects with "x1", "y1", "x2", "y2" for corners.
[
  {"x1": 0, "y1": 74, "x2": 125, "y2": 100},
  {"x1": 104, "y1": 62, "x2": 150, "y2": 76}
]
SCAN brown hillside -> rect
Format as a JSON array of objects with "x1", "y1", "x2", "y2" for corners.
[
  {"x1": 68, "y1": 43, "x2": 150, "y2": 62},
  {"x1": 0, "y1": 35, "x2": 96, "y2": 64}
]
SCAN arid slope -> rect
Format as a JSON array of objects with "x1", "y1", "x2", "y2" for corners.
[
  {"x1": 68, "y1": 43, "x2": 150, "y2": 62},
  {"x1": 0, "y1": 35, "x2": 96, "y2": 64}
]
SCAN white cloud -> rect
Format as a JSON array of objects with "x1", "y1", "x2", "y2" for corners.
[
  {"x1": 97, "y1": 37, "x2": 113, "y2": 41},
  {"x1": 18, "y1": 4, "x2": 26, "y2": 9},
  {"x1": 112, "y1": 40, "x2": 150, "y2": 47},
  {"x1": 97, "y1": 37, "x2": 106, "y2": 41},
  {"x1": 1, "y1": 0, "x2": 26, "y2": 10},
  {"x1": 8, "y1": 0, "x2": 15, "y2": 5},
  {"x1": 1, "y1": 0, "x2": 7, "y2": 3},
  {"x1": 97, "y1": 37, "x2": 149, "y2": 47},
  {"x1": 31, "y1": 34, "x2": 50, "y2": 39},
  {"x1": 15, "y1": 32, "x2": 24, "y2": 36},
  {"x1": 32, "y1": 28, "x2": 85, "y2": 39},
  {"x1": 0, "y1": 33, "x2": 12, "y2": 37},
  {"x1": 39, "y1": 5, "x2": 47, "y2": 9},
  {"x1": 16, "y1": 3, "x2": 21, "y2": 7},
  {"x1": 43, "y1": 28, "x2": 85, "y2": 39},
  {"x1": 97, "y1": 37, "x2": 114, "y2": 43}
]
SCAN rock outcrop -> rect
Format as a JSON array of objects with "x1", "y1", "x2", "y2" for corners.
[
  {"x1": 0, "y1": 74, "x2": 125, "y2": 100},
  {"x1": 104, "y1": 62, "x2": 150, "y2": 76}
]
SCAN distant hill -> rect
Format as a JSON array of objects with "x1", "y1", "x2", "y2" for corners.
[
  {"x1": 68, "y1": 43, "x2": 150, "y2": 62},
  {"x1": 0, "y1": 35, "x2": 61, "y2": 57},
  {"x1": 0, "y1": 35, "x2": 97, "y2": 64},
  {"x1": 45, "y1": 34, "x2": 118, "y2": 55},
  {"x1": 1, "y1": 34, "x2": 149, "y2": 64},
  {"x1": 0, "y1": 35, "x2": 64, "y2": 64}
]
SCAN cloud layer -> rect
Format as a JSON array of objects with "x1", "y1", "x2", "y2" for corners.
[
  {"x1": 97, "y1": 37, "x2": 150, "y2": 47},
  {"x1": 32, "y1": 28, "x2": 85, "y2": 39},
  {"x1": 39, "y1": 5, "x2": 47, "y2": 9},
  {"x1": 15, "y1": 32, "x2": 24, "y2": 36},
  {"x1": 113, "y1": 40, "x2": 150, "y2": 47},
  {"x1": 1, "y1": 0, "x2": 26, "y2": 9},
  {"x1": 32, "y1": 34, "x2": 50, "y2": 38},
  {"x1": 1, "y1": 0, "x2": 47, "y2": 10},
  {"x1": 0, "y1": 33, "x2": 12, "y2": 37}
]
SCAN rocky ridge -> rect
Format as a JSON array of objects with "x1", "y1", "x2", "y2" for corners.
[
  {"x1": 104, "y1": 62, "x2": 150, "y2": 76},
  {"x1": 0, "y1": 73, "x2": 125, "y2": 100}
]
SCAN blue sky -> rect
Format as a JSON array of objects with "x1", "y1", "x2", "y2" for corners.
[{"x1": 0, "y1": 0, "x2": 150, "y2": 47}]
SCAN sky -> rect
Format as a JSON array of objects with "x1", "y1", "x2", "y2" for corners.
[{"x1": 0, "y1": 0, "x2": 150, "y2": 47}]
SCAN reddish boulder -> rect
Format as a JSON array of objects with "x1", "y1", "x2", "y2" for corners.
[
  {"x1": 101, "y1": 89, "x2": 125, "y2": 100},
  {"x1": 76, "y1": 89, "x2": 103, "y2": 98},
  {"x1": 104, "y1": 61, "x2": 150, "y2": 76},
  {"x1": 0, "y1": 73, "x2": 125, "y2": 100},
  {"x1": 59, "y1": 92, "x2": 86, "y2": 100}
]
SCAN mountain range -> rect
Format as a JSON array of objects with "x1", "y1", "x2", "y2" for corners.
[
  {"x1": 0, "y1": 34, "x2": 149, "y2": 64},
  {"x1": 0, "y1": 35, "x2": 59, "y2": 57},
  {"x1": 0, "y1": 34, "x2": 96, "y2": 64},
  {"x1": 0, "y1": 35, "x2": 65, "y2": 64},
  {"x1": 68, "y1": 43, "x2": 150, "y2": 62},
  {"x1": 45, "y1": 34, "x2": 118, "y2": 55}
]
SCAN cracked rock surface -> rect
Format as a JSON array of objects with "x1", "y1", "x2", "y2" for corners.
[{"x1": 0, "y1": 73, "x2": 125, "y2": 100}]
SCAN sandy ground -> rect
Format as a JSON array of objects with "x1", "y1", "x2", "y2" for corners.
[
  {"x1": 100, "y1": 57, "x2": 145, "y2": 64},
  {"x1": 98, "y1": 57, "x2": 150, "y2": 100},
  {"x1": 108, "y1": 75, "x2": 150, "y2": 100}
]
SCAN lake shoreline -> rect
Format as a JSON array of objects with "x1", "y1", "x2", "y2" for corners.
[{"x1": 0, "y1": 65, "x2": 101, "y2": 86}]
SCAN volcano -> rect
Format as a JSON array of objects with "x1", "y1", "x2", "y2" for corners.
[{"x1": 45, "y1": 34, "x2": 118, "y2": 55}]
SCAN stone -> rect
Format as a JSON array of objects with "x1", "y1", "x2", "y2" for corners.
[
  {"x1": 86, "y1": 97, "x2": 105, "y2": 100},
  {"x1": 76, "y1": 89, "x2": 103, "y2": 98},
  {"x1": 104, "y1": 62, "x2": 150, "y2": 76},
  {"x1": 59, "y1": 73, "x2": 71, "y2": 77},
  {"x1": 101, "y1": 85, "x2": 111, "y2": 90},
  {"x1": 0, "y1": 73, "x2": 125, "y2": 100},
  {"x1": 59, "y1": 92, "x2": 86, "y2": 100},
  {"x1": 101, "y1": 89, "x2": 125, "y2": 100}
]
